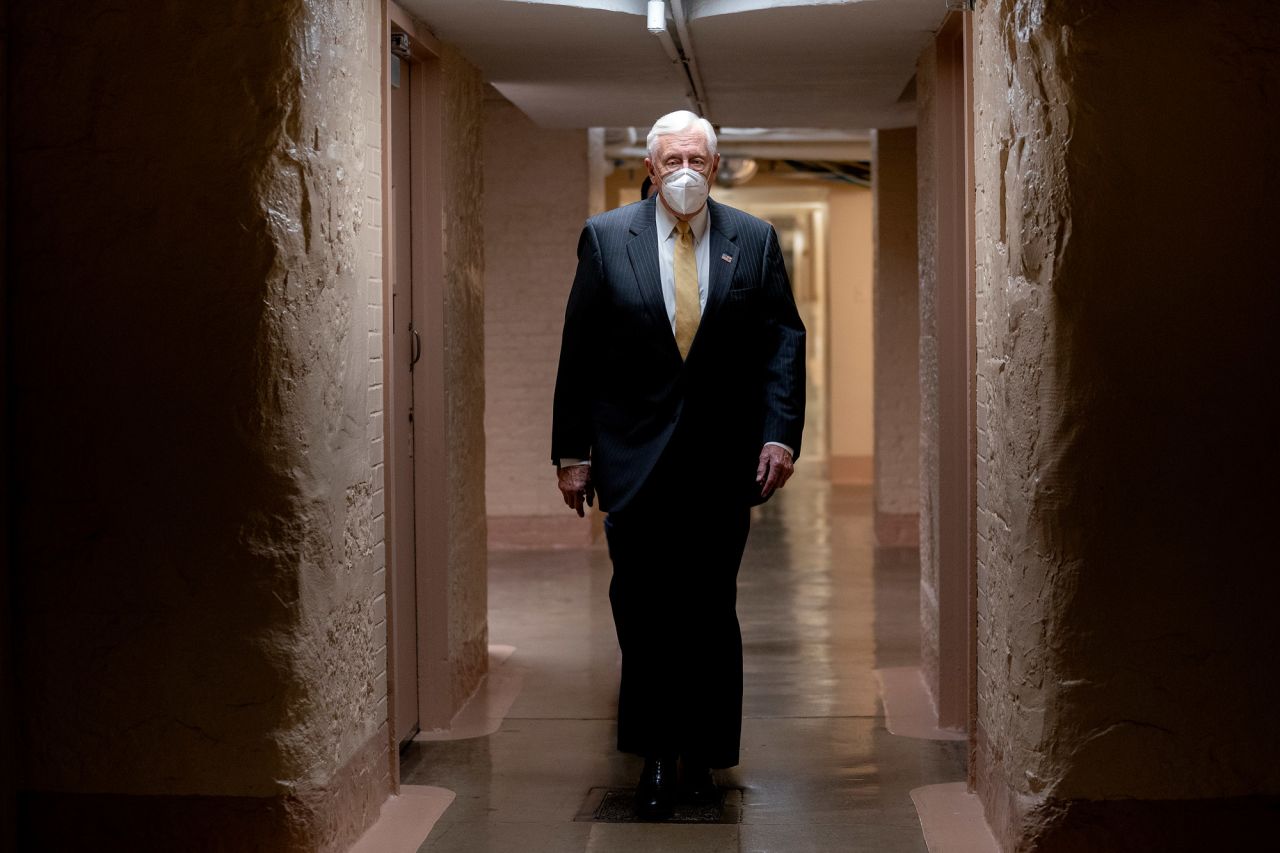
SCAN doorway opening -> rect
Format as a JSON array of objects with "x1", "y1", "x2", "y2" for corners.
[{"x1": 384, "y1": 9, "x2": 451, "y2": 756}]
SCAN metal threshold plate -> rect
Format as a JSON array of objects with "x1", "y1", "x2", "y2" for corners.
[{"x1": 575, "y1": 786, "x2": 744, "y2": 824}]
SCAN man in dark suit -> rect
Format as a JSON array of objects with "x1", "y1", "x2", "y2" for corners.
[{"x1": 551, "y1": 110, "x2": 806, "y2": 819}]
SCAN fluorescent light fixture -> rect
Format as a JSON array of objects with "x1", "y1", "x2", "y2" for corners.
[{"x1": 647, "y1": 0, "x2": 667, "y2": 34}]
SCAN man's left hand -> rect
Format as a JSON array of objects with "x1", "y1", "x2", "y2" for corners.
[{"x1": 756, "y1": 445, "x2": 795, "y2": 499}]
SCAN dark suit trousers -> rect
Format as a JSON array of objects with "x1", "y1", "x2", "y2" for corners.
[{"x1": 603, "y1": 439, "x2": 752, "y2": 769}]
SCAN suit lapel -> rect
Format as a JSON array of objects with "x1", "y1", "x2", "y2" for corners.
[
  {"x1": 626, "y1": 198, "x2": 681, "y2": 356},
  {"x1": 702, "y1": 199, "x2": 739, "y2": 325}
]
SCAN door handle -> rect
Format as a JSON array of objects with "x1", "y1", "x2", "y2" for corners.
[{"x1": 410, "y1": 325, "x2": 422, "y2": 370}]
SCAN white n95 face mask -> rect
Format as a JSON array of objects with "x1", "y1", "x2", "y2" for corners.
[{"x1": 661, "y1": 168, "x2": 710, "y2": 215}]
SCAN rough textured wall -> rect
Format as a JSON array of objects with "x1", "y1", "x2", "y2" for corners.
[
  {"x1": 483, "y1": 99, "x2": 589, "y2": 527},
  {"x1": 871, "y1": 127, "x2": 921, "y2": 543},
  {"x1": 440, "y1": 45, "x2": 490, "y2": 710},
  {"x1": 915, "y1": 40, "x2": 942, "y2": 710},
  {"x1": 10, "y1": 0, "x2": 389, "y2": 848},
  {"x1": 972, "y1": 1, "x2": 1280, "y2": 849},
  {"x1": 827, "y1": 185, "x2": 875, "y2": 481}
]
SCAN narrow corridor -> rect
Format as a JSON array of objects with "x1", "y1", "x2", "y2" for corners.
[
  {"x1": 402, "y1": 459, "x2": 965, "y2": 851},
  {"x1": 10, "y1": 5, "x2": 1278, "y2": 849}
]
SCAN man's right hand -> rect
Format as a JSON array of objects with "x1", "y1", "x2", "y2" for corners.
[{"x1": 557, "y1": 465, "x2": 595, "y2": 517}]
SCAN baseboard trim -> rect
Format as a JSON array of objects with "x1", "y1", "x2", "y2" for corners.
[
  {"x1": 415, "y1": 645, "x2": 522, "y2": 742},
  {"x1": 976, "y1": 723, "x2": 1280, "y2": 852},
  {"x1": 487, "y1": 513, "x2": 604, "y2": 549},
  {"x1": 1018, "y1": 793, "x2": 1280, "y2": 852},
  {"x1": 18, "y1": 726, "x2": 391, "y2": 852},
  {"x1": 349, "y1": 785, "x2": 454, "y2": 853},
  {"x1": 875, "y1": 511, "x2": 919, "y2": 547},
  {"x1": 876, "y1": 667, "x2": 966, "y2": 742},
  {"x1": 911, "y1": 782, "x2": 999, "y2": 853},
  {"x1": 829, "y1": 454, "x2": 874, "y2": 485}
]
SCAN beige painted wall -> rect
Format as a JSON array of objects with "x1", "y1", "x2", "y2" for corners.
[
  {"x1": 700, "y1": 183, "x2": 831, "y2": 473},
  {"x1": 9, "y1": 0, "x2": 392, "y2": 847},
  {"x1": 483, "y1": 99, "x2": 593, "y2": 547},
  {"x1": 827, "y1": 185, "x2": 875, "y2": 482},
  {"x1": 708, "y1": 179, "x2": 871, "y2": 477},
  {"x1": 606, "y1": 164, "x2": 652, "y2": 208},
  {"x1": 972, "y1": 1, "x2": 1280, "y2": 848}
]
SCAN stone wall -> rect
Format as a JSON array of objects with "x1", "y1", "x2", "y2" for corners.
[
  {"x1": 437, "y1": 44, "x2": 491, "y2": 717},
  {"x1": 914, "y1": 39, "x2": 943, "y2": 718},
  {"x1": 972, "y1": 1, "x2": 1280, "y2": 848},
  {"x1": 9, "y1": 0, "x2": 390, "y2": 848},
  {"x1": 871, "y1": 127, "x2": 920, "y2": 546}
]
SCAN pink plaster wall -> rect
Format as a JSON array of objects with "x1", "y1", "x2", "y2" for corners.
[
  {"x1": 972, "y1": 1, "x2": 1280, "y2": 848},
  {"x1": 871, "y1": 127, "x2": 921, "y2": 541}
]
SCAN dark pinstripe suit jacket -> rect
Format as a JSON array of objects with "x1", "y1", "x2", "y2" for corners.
[{"x1": 551, "y1": 195, "x2": 806, "y2": 513}]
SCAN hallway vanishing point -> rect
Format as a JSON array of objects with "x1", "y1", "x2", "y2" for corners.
[{"x1": 402, "y1": 458, "x2": 965, "y2": 852}]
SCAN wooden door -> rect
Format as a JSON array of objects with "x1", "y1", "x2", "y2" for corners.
[{"x1": 388, "y1": 49, "x2": 420, "y2": 747}]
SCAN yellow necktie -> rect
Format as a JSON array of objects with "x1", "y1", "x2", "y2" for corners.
[{"x1": 674, "y1": 220, "x2": 699, "y2": 359}]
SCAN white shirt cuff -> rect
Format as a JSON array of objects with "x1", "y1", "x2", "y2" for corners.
[
  {"x1": 764, "y1": 441, "x2": 794, "y2": 457},
  {"x1": 558, "y1": 458, "x2": 590, "y2": 468}
]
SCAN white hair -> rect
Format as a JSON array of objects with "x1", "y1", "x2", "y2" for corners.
[{"x1": 646, "y1": 110, "x2": 718, "y2": 160}]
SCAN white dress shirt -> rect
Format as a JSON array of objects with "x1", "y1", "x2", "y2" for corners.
[{"x1": 558, "y1": 197, "x2": 792, "y2": 468}]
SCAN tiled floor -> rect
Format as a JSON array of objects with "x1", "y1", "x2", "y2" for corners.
[{"x1": 401, "y1": 460, "x2": 966, "y2": 851}]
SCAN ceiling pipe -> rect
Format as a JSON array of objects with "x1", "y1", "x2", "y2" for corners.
[
  {"x1": 647, "y1": 2, "x2": 683, "y2": 76},
  {"x1": 669, "y1": 0, "x2": 711, "y2": 119},
  {"x1": 646, "y1": 0, "x2": 711, "y2": 120}
]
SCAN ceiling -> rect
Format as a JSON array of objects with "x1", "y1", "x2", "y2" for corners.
[{"x1": 398, "y1": 0, "x2": 946, "y2": 133}]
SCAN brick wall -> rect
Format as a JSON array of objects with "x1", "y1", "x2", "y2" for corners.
[
  {"x1": 362, "y1": 0, "x2": 390, "y2": 789},
  {"x1": 483, "y1": 98, "x2": 595, "y2": 546}
]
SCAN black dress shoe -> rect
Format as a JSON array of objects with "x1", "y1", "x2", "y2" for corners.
[
  {"x1": 634, "y1": 755, "x2": 678, "y2": 820},
  {"x1": 682, "y1": 762, "x2": 719, "y2": 804}
]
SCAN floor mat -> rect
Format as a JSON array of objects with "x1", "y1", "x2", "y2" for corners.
[{"x1": 575, "y1": 787, "x2": 743, "y2": 824}]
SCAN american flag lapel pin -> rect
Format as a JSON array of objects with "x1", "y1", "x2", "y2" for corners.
[{"x1": 721, "y1": 253, "x2": 734, "y2": 263}]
